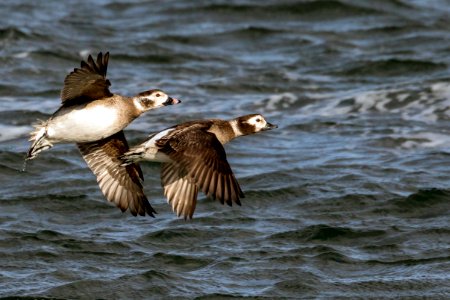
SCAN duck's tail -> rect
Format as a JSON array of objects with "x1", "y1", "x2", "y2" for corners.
[
  {"x1": 120, "y1": 145, "x2": 146, "y2": 166},
  {"x1": 27, "y1": 120, "x2": 53, "y2": 160}
]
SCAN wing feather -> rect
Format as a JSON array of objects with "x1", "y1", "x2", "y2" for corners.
[
  {"x1": 158, "y1": 124, "x2": 243, "y2": 217},
  {"x1": 77, "y1": 131, "x2": 155, "y2": 217},
  {"x1": 61, "y1": 52, "x2": 113, "y2": 105},
  {"x1": 161, "y1": 163, "x2": 198, "y2": 219}
]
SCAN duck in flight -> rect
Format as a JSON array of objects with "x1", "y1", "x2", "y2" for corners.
[
  {"x1": 121, "y1": 114, "x2": 277, "y2": 219},
  {"x1": 26, "y1": 52, "x2": 180, "y2": 217}
]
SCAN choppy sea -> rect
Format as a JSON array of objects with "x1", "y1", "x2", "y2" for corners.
[{"x1": 1, "y1": 0, "x2": 449, "y2": 298}]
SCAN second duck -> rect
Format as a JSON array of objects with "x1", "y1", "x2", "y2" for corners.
[{"x1": 121, "y1": 114, "x2": 277, "y2": 219}]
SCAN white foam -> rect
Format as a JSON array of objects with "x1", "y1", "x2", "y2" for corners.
[
  {"x1": 13, "y1": 52, "x2": 30, "y2": 59},
  {"x1": 401, "y1": 132, "x2": 450, "y2": 149},
  {"x1": 282, "y1": 71, "x2": 301, "y2": 81},
  {"x1": 396, "y1": 93, "x2": 409, "y2": 102},
  {"x1": 265, "y1": 93, "x2": 298, "y2": 111},
  {"x1": 431, "y1": 82, "x2": 450, "y2": 98},
  {"x1": 298, "y1": 81, "x2": 450, "y2": 124},
  {"x1": 354, "y1": 90, "x2": 390, "y2": 112},
  {"x1": 400, "y1": 82, "x2": 450, "y2": 123}
]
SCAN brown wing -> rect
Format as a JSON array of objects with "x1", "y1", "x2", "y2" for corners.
[
  {"x1": 61, "y1": 52, "x2": 113, "y2": 105},
  {"x1": 159, "y1": 127, "x2": 244, "y2": 215},
  {"x1": 77, "y1": 131, "x2": 155, "y2": 217},
  {"x1": 161, "y1": 163, "x2": 199, "y2": 219}
]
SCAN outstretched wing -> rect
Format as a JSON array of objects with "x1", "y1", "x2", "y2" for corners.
[
  {"x1": 61, "y1": 52, "x2": 113, "y2": 105},
  {"x1": 77, "y1": 131, "x2": 156, "y2": 217},
  {"x1": 159, "y1": 127, "x2": 244, "y2": 218}
]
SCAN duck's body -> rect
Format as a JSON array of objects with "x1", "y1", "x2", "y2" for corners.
[
  {"x1": 27, "y1": 52, "x2": 179, "y2": 159},
  {"x1": 26, "y1": 52, "x2": 180, "y2": 216},
  {"x1": 34, "y1": 96, "x2": 127, "y2": 143},
  {"x1": 121, "y1": 114, "x2": 277, "y2": 219}
]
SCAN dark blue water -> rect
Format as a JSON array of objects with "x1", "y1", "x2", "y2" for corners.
[{"x1": 1, "y1": 0, "x2": 449, "y2": 298}]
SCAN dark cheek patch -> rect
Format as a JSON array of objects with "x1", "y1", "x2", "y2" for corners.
[
  {"x1": 143, "y1": 99, "x2": 154, "y2": 107},
  {"x1": 241, "y1": 122, "x2": 254, "y2": 134}
]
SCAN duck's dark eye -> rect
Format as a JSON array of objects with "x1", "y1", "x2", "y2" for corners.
[
  {"x1": 256, "y1": 118, "x2": 261, "y2": 122},
  {"x1": 155, "y1": 93, "x2": 161, "y2": 97}
]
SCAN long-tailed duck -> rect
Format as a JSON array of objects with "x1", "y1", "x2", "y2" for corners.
[
  {"x1": 26, "y1": 52, "x2": 181, "y2": 216},
  {"x1": 120, "y1": 114, "x2": 277, "y2": 219}
]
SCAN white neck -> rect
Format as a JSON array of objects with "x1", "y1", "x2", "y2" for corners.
[
  {"x1": 230, "y1": 120, "x2": 243, "y2": 137},
  {"x1": 133, "y1": 97, "x2": 145, "y2": 112}
]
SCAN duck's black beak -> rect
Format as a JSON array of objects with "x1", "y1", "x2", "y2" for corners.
[
  {"x1": 164, "y1": 97, "x2": 181, "y2": 106},
  {"x1": 263, "y1": 122, "x2": 278, "y2": 131}
]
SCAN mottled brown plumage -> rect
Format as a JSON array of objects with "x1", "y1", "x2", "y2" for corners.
[
  {"x1": 121, "y1": 114, "x2": 277, "y2": 219},
  {"x1": 158, "y1": 121, "x2": 244, "y2": 218}
]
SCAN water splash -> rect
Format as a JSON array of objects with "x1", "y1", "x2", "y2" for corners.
[{"x1": 21, "y1": 157, "x2": 28, "y2": 172}]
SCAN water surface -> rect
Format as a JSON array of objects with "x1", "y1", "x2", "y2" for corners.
[{"x1": 0, "y1": 0, "x2": 449, "y2": 298}]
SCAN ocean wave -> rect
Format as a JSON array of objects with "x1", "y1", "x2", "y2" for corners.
[
  {"x1": 151, "y1": 252, "x2": 213, "y2": 270},
  {"x1": 172, "y1": 1, "x2": 379, "y2": 17},
  {"x1": 159, "y1": 25, "x2": 289, "y2": 44},
  {"x1": 263, "y1": 92, "x2": 299, "y2": 111},
  {"x1": 340, "y1": 59, "x2": 446, "y2": 78},
  {"x1": 366, "y1": 188, "x2": 450, "y2": 218},
  {"x1": 392, "y1": 188, "x2": 450, "y2": 209},
  {"x1": 112, "y1": 51, "x2": 201, "y2": 65},
  {"x1": 369, "y1": 131, "x2": 450, "y2": 149},
  {"x1": 139, "y1": 227, "x2": 217, "y2": 243},
  {"x1": 366, "y1": 255, "x2": 450, "y2": 266},
  {"x1": 297, "y1": 81, "x2": 450, "y2": 123},
  {"x1": 269, "y1": 225, "x2": 386, "y2": 242},
  {"x1": 0, "y1": 124, "x2": 30, "y2": 142},
  {"x1": 0, "y1": 26, "x2": 30, "y2": 41}
]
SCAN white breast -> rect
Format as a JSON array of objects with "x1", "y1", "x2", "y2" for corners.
[{"x1": 47, "y1": 105, "x2": 125, "y2": 143}]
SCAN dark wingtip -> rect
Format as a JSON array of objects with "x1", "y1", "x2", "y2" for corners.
[
  {"x1": 147, "y1": 206, "x2": 157, "y2": 218},
  {"x1": 129, "y1": 205, "x2": 156, "y2": 217},
  {"x1": 87, "y1": 54, "x2": 95, "y2": 65}
]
